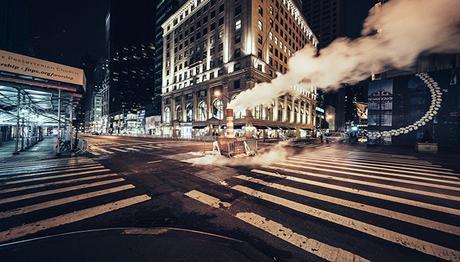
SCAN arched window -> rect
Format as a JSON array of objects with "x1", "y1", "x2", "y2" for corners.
[
  {"x1": 278, "y1": 102, "x2": 284, "y2": 121},
  {"x1": 294, "y1": 107, "x2": 299, "y2": 123},
  {"x1": 198, "y1": 101, "x2": 207, "y2": 121},
  {"x1": 176, "y1": 106, "x2": 183, "y2": 122},
  {"x1": 164, "y1": 106, "x2": 171, "y2": 123},
  {"x1": 267, "y1": 107, "x2": 273, "y2": 121},
  {"x1": 186, "y1": 104, "x2": 193, "y2": 122},
  {"x1": 287, "y1": 105, "x2": 292, "y2": 123},
  {"x1": 212, "y1": 99, "x2": 223, "y2": 120},
  {"x1": 254, "y1": 105, "x2": 261, "y2": 119},
  {"x1": 301, "y1": 109, "x2": 305, "y2": 124}
]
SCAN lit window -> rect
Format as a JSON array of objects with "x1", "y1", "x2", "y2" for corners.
[{"x1": 235, "y1": 19, "x2": 241, "y2": 30}]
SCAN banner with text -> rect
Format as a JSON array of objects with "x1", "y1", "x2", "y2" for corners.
[{"x1": 0, "y1": 50, "x2": 84, "y2": 86}]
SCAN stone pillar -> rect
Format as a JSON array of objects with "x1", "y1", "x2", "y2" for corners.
[
  {"x1": 171, "y1": 96, "x2": 176, "y2": 121},
  {"x1": 291, "y1": 97, "x2": 295, "y2": 124},
  {"x1": 303, "y1": 100, "x2": 307, "y2": 124},
  {"x1": 298, "y1": 100, "x2": 302, "y2": 124},
  {"x1": 207, "y1": 87, "x2": 212, "y2": 119},
  {"x1": 181, "y1": 95, "x2": 186, "y2": 122},
  {"x1": 193, "y1": 92, "x2": 198, "y2": 121}
]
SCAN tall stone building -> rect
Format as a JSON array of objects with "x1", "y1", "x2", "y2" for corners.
[{"x1": 160, "y1": 0, "x2": 319, "y2": 138}]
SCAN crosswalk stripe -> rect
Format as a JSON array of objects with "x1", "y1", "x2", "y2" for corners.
[
  {"x1": 125, "y1": 147, "x2": 140, "y2": 152},
  {"x1": 96, "y1": 148, "x2": 114, "y2": 154},
  {"x1": 110, "y1": 148, "x2": 128, "y2": 153},
  {"x1": 232, "y1": 185, "x2": 460, "y2": 261},
  {"x1": 184, "y1": 190, "x2": 231, "y2": 208},
  {"x1": 0, "y1": 178, "x2": 125, "y2": 205},
  {"x1": 236, "y1": 175, "x2": 460, "y2": 236},
  {"x1": 0, "y1": 158, "x2": 93, "y2": 168},
  {"x1": 0, "y1": 184, "x2": 135, "y2": 219},
  {"x1": 310, "y1": 154, "x2": 440, "y2": 167},
  {"x1": 290, "y1": 156, "x2": 456, "y2": 176},
  {"x1": 1, "y1": 168, "x2": 111, "y2": 186},
  {"x1": 0, "y1": 165, "x2": 103, "y2": 181},
  {"x1": 132, "y1": 146, "x2": 150, "y2": 149},
  {"x1": 236, "y1": 212, "x2": 369, "y2": 262},
  {"x1": 0, "y1": 160, "x2": 95, "y2": 173},
  {"x1": 184, "y1": 190, "x2": 368, "y2": 262},
  {"x1": 252, "y1": 169, "x2": 460, "y2": 216},
  {"x1": 270, "y1": 164, "x2": 460, "y2": 201},
  {"x1": 286, "y1": 159, "x2": 460, "y2": 185},
  {"x1": 0, "y1": 194, "x2": 151, "y2": 243},
  {"x1": 0, "y1": 174, "x2": 119, "y2": 194}
]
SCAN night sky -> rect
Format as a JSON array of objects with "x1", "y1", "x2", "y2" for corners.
[{"x1": 25, "y1": 0, "x2": 109, "y2": 68}]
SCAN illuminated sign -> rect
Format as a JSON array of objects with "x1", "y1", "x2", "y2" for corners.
[{"x1": 0, "y1": 50, "x2": 85, "y2": 86}]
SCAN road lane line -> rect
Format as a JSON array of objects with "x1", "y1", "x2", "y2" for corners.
[
  {"x1": 236, "y1": 212, "x2": 369, "y2": 262},
  {"x1": 125, "y1": 147, "x2": 140, "y2": 152},
  {"x1": 0, "y1": 161, "x2": 95, "y2": 173},
  {"x1": 280, "y1": 161, "x2": 460, "y2": 192},
  {"x1": 0, "y1": 184, "x2": 135, "y2": 219},
  {"x1": 0, "y1": 165, "x2": 103, "y2": 181},
  {"x1": 286, "y1": 159, "x2": 460, "y2": 184},
  {"x1": 232, "y1": 185, "x2": 460, "y2": 261},
  {"x1": 184, "y1": 190, "x2": 367, "y2": 261},
  {"x1": 0, "y1": 194, "x2": 151, "y2": 243},
  {"x1": 110, "y1": 148, "x2": 128, "y2": 153},
  {"x1": 236, "y1": 175, "x2": 460, "y2": 236},
  {"x1": 252, "y1": 169, "x2": 460, "y2": 216},
  {"x1": 290, "y1": 156, "x2": 456, "y2": 175},
  {"x1": 96, "y1": 148, "x2": 114, "y2": 154},
  {"x1": 0, "y1": 174, "x2": 119, "y2": 194},
  {"x1": 268, "y1": 164, "x2": 460, "y2": 201},
  {"x1": 1, "y1": 169, "x2": 111, "y2": 186},
  {"x1": 147, "y1": 160, "x2": 162, "y2": 164},
  {"x1": 0, "y1": 178, "x2": 126, "y2": 205},
  {"x1": 184, "y1": 190, "x2": 231, "y2": 208}
]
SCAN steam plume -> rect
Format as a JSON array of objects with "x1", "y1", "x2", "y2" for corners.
[{"x1": 229, "y1": 0, "x2": 460, "y2": 112}]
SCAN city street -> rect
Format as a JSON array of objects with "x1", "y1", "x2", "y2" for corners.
[{"x1": 1, "y1": 135, "x2": 459, "y2": 261}]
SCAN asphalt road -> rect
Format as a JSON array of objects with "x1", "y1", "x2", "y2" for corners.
[{"x1": 0, "y1": 135, "x2": 459, "y2": 261}]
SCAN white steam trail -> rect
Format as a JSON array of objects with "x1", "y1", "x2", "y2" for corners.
[{"x1": 229, "y1": 0, "x2": 460, "y2": 112}]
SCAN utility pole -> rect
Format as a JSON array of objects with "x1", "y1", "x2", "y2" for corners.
[
  {"x1": 13, "y1": 89, "x2": 21, "y2": 155},
  {"x1": 56, "y1": 89, "x2": 61, "y2": 155}
]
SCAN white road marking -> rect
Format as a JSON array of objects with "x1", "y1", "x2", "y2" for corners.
[
  {"x1": 96, "y1": 148, "x2": 114, "y2": 154},
  {"x1": 0, "y1": 160, "x2": 95, "y2": 173},
  {"x1": 0, "y1": 194, "x2": 151, "y2": 243},
  {"x1": 0, "y1": 174, "x2": 119, "y2": 194},
  {"x1": 125, "y1": 147, "x2": 141, "y2": 152},
  {"x1": 286, "y1": 159, "x2": 460, "y2": 185},
  {"x1": 236, "y1": 175, "x2": 460, "y2": 236},
  {"x1": 0, "y1": 165, "x2": 103, "y2": 181},
  {"x1": 147, "y1": 160, "x2": 162, "y2": 164},
  {"x1": 111, "y1": 148, "x2": 128, "y2": 153},
  {"x1": 267, "y1": 165, "x2": 460, "y2": 202},
  {"x1": 236, "y1": 212, "x2": 369, "y2": 262},
  {"x1": 184, "y1": 190, "x2": 367, "y2": 261},
  {"x1": 252, "y1": 169, "x2": 460, "y2": 216},
  {"x1": 232, "y1": 185, "x2": 460, "y2": 261},
  {"x1": 291, "y1": 155, "x2": 456, "y2": 175},
  {"x1": 2, "y1": 169, "x2": 111, "y2": 185},
  {"x1": 184, "y1": 190, "x2": 231, "y2": 208},
  {"x1": 0, "y1": 178, "x2": 125, "y2": 205},
  {"x1": 0, "y1": 184, "x2": 135, "y2": 219}
]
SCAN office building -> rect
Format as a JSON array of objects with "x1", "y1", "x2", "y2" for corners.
[{"x1": 161, "y1": 0, "x2": 319, "y2": 138}]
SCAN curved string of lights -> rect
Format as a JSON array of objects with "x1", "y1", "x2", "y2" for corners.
[{"x1": 368, "y1": 73, "x2": 442, "y2": 138}]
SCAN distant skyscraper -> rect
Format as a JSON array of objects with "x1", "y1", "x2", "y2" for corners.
[
  {"x1": 153, "y1": 0, "x2": 187, "y2": 116},
  {"x1": 302, "y1": 0, "x2": 375, "y2": 48},
  {"x1": 107, "y1": 0, "x2": 157, "y2": 116}
]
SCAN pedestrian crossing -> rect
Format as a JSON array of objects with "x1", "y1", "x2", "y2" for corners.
[
  {"x1": 89, "y1": 141, "x2": 206, "y2": 156},
  {"x1": 0, "y1": 157, "x2": 151, "y2": 244},
  {"x1": 184, "y1": 150, "x2": 460, "y2": 261}
]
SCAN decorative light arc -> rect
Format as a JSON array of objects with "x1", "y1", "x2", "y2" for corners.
[{"x1": 368, "y1": 73, "x2": 442, "y2": 138}]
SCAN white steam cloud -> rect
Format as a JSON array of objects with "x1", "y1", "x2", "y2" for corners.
[{"x1": 229, "y1": 0, "x2": 460, "y2": 112}]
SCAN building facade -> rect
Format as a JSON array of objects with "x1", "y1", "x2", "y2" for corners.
[{"x1": 161, "y1": 0, "x2": 319, "y2": 138}]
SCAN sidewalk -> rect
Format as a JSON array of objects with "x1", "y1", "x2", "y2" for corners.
[{"x1": 0, "y1": 137, "x2": 63, "y2": 163}]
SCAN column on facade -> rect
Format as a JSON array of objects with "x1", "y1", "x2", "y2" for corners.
[
  {"x1": 171, "y1": 96, "x2": 176, "y2": 121},
  {"x1": 192, "y1": 92, "x2": 198, "y2": 121},
  {"x1": 283, "y1": 96, "x2": 288, "y2": 122},
  {"x1": 298, "y1": 99, "x2": 302, "y2": 124},
  {"x1": 207, "y1": 87, "x2": 212, "y2": 119},
  {"x1": 291, "y1": 97, "x2": 295, "y2": 124},
  {"x1": 311, "y1": 101, "x2": 316, "y2": 127},
  {"x1": 303, "y1": 99, "x2": 307, "y2": 124},
  {"x1": 181, "y1": 95, "x2": 186, "y2": 122}
]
